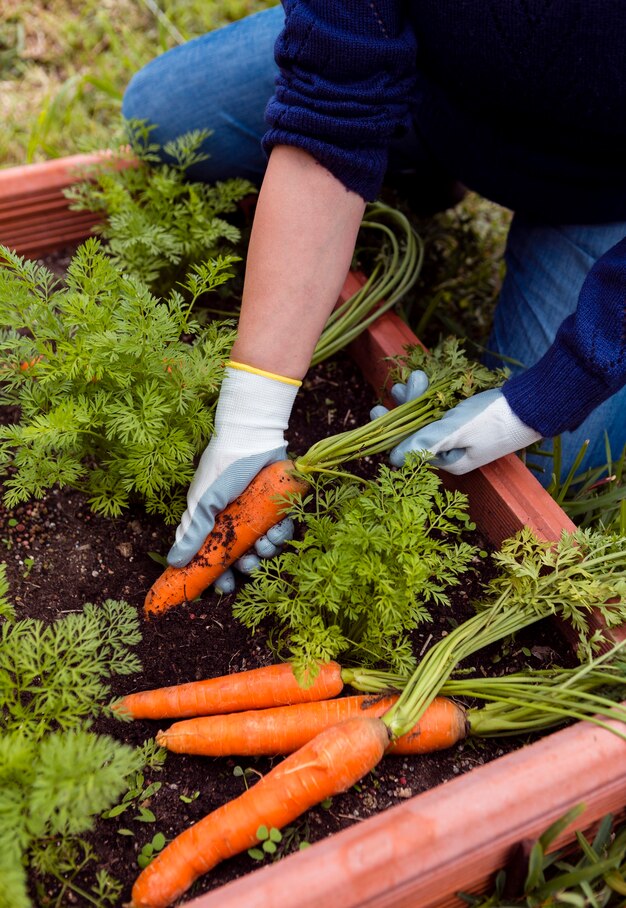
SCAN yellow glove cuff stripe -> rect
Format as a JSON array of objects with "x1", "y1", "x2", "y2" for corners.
[{"x1": 227, "y1": 360, "x2": 302, "y2": 387}]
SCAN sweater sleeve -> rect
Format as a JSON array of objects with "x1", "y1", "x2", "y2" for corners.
[
  {"x1": 263, "y1": 1, "x2": 417, "y2": 201},
  {"x1": 503, "y1": 236, "x2": 626, "y2": 438}
]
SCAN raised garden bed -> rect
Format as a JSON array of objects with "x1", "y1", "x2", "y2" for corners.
[{"x1": 1, "y1": 157, "x2": 626, "y2": 908}]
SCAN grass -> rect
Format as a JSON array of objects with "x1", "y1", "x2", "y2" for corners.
[
  {"x1": 463, "y1": 805, "x2": 626, "y2": 907},
  {"x1": 544, "y1": 437, "x2": 626, "y2": 534},
  {"x1": 0, "y1": 0, "x2": 277, "y2": 166}
]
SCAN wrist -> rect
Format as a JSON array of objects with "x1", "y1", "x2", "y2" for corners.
[
  {"x1": 227, "y1": 360, "x2": 302, "y2": 387},
  {"x1": 228, "y1": 341, "x2": 310, "y2": 382},
  {"x1": 213, "y1": 365, "x2": 299, "y2": 454}
]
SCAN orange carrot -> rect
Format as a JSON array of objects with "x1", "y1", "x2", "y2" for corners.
[
  {"x1": 19, "y1": 355, "x2": 42, "y2": 372},
  {"x1": 130, "y1": 717, "x2": 389, "y2": 908},
  {"x1": 144, "y1": 460, "x2": 309, "y2": 615},
  {"x1": 113, "y1": 661, "x2": 344, "y2": 720},
  {"x1": 156, "y1": 694, "x2": 467, "y2": 756}
]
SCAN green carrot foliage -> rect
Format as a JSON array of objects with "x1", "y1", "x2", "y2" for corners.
[
  {"x1": 0, "y1": 585, "x2": 146, "y2": 908},
  {"x1": 64, "y1": 122, "x2": 255, "y2": 295},
  {"x1": 0, "y1": 564, "x2": 14, "y2": 621},
  {"x1": 0, "y1": 598, "x2": 142, "y2": 736},
  {"x1": 0, "y1": 238, "x2": 236, "y2": 521},
  {"x1": 234, "y1": 455, "x2": 480, "y2": 679},
  {"x1": 382, "y1": 526, "x2": 626, "y2": 739},
  {"x1": 484, "y1": 527, "x2": 626, "y2": 660}
]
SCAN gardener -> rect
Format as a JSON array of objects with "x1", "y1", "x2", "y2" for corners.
[{"x1": 122, "y1": 3, "x2": 626, "y2": 582}]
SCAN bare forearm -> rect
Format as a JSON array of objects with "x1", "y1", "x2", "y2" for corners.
[{"x1": 230, "y1": 146, "x2": 366, "y2": 379}]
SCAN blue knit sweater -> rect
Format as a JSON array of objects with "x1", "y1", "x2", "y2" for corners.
[{"x1": 263, "y1": 1, "x2": 626, "y2": 438}]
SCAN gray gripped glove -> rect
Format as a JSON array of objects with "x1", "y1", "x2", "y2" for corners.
[
  {"x1": 371, "y1": 371, "x2": 542, "y2": 474},
  {"x1": 167, "y1": 362, "x2": 299, "y2": 590}
]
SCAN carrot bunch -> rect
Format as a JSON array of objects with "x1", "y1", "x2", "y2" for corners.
[
  {"x1": 125, "y1": 667, "x2": 466, "y2": 908},
  {"x1": 125, "y1": 636, "x2": 626, "y2": 908},
  {"x1": 131, "y1": 522, "x2": 626, "y2": 906}
]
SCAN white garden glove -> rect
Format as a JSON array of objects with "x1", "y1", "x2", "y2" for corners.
[
  {"x1": 167, "y1": 362, "x2": 300, "y2": 575},
  {"x1": 384, "y1": 373, "x2": 542, "y2": 475}
]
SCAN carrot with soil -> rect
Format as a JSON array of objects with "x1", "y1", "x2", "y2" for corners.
[{"x1": 144, "y1": 461, "x2": 310, "y2": 613}]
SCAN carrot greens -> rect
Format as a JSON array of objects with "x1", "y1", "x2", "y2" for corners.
[
  {"x1": 64, "y1": 123, "x2": 254, "y2": 296},
  {"x1": 65, "y1": 124, "x2": 425, "y2": 356},
  {"x1": 381, "y1": 527, "x2": 626, "y2": 740},
  {"x1": 234, "y1": 455, "x2": 480, "y2": 678},
  {"x1": 310, "y1": 201, "x2": 424, "y2": 364},
  {"x1": 231, "y1": 343, "x2": 504, "y2": 677},
  {"x1": 297, "y1": 337, "x2": 504, "y2": 475},
  {"x1": 0, "y1": 238, "x2": 236, "y2": 522},
  {"x1": 0, "y1": 581, "x2": 159, "y2": 908},
  {"x1": 349, "y1": 641, "x2": 626, "y2": 737}
]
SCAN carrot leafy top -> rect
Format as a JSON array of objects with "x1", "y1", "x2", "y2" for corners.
[{"x1": 235, "y1": 454, "x2": 480, "y2": 679}]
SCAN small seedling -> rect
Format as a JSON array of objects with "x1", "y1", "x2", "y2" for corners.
[
  {"x1": 137, "y1": 832, "x2": 167, "y2": 869},
  {"x1": 248, "y1": 825, "x2": 283, "y2": 862},
  {"x1": 179, "y1": 790, "x2": 200, "y2": 804},
  {"x1": 138, "y1": 738, "x2": 168, "y2": 771},
  {"x1": 22, "y1": 556, "x2": 35, "y2": 578},
  {"x1": 102, "y1": 773, "x2": 162, "y2": 819},
  {"x1": 233, "y1": 765, "x2": 263, "y2": 791},
  {"x1": 134, "y1": 806, "x2": 156, "y2": 823},
  {"x1": 147, "y1": 550, "x2": 168, "y2": 567},
  {"x1": 278, "y1": 820, "x2": 312, "y2": 858}
]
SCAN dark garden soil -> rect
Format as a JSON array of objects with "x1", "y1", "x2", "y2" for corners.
[{"x1": 2, "y1": 249, "x2": 571, "y2": 907}]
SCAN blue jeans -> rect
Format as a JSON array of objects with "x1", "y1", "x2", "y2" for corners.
[{"x1": 123, "y1": 6, "x2": 626, "y2": 485}]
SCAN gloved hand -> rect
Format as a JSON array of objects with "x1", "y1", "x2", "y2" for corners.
[
  {"x1": 384, "y1": 374, "x2": 542, "y2": 475},
  {"x1": 369, "y1": 369, "x2": 431, "y2": 419},
  {"x1": 213, "y1": 516, "x2": 295, "y2": 594},
  {"x1": 167, "y1": 361, "x2": 300, "y2": 570}
]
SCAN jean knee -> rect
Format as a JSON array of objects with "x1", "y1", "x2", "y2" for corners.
[
  {"x1": 120, "y1": 12, "x2": 281, "y2": 182},
  {"x1": 120, "y1": 70, "x2": 141, "y2": 123},
  {"x1": 121, "y1": 65, "x2": 173, "y2": 153}
]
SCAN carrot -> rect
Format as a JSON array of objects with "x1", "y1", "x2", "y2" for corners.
[
  {"x1": 113, "y1": 661, "x2": 344, "y2": 720},
  {"x1": 129, "y1": 717, "x2": 389, "y2": 908},
  {"x1": 155, "y1": 694, "x2": 467, "y2": 756},
  {"x1": 144, "y1": 460, "x2": 309, "y2": 615}
]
